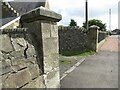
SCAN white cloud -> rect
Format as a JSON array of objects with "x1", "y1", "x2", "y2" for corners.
[
  {"x1": 3, "y1": 0, "x2": 14, "y2": 1},
  {"x1": 49, "y1": 0, "x2": 119, "y2": 30}
]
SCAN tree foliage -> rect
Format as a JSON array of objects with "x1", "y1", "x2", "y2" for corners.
[
  {"x1": 83, "y1": 19, "x2": 107, "y2": 31},
  {"x1": 69, "y1": 19, "x2": 77, "y2": 26}
]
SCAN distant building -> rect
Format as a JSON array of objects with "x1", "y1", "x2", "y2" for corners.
[
  {"x1": 118, "y1": 1, "x2": 120, "y2": 29},
  {"x1": 111, "y1": 29, "x2": 120, "y2": 35}
]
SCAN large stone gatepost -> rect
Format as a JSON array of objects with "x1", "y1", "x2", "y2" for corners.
[
  {"x1": 20, "y1": 7, "x2": 62, "y2": 88},
  {"x1": 89, "y1": 25, "x2": 99, "y2": 52}
]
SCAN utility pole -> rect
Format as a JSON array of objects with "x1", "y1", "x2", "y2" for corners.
[
  {"x1": 118, "y1": 1, "x2": 120, "y2": 29},
  {"x1": 109, "y1": 8, "x2": 111, "y2": 31},
  {"x1": 85, "y1": 0, "x2": 88, "y2": 31}
]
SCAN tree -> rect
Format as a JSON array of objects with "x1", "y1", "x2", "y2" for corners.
[
  {"x1": 69, "y1": 19, "x2": 77, "y2": 26},
  {"x1": 83, "y1": 19, "x2": 107, "y2": 31}
]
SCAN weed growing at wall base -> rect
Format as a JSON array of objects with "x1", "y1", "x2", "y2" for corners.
[
  {"x1": 60, "y1": 49, "x2": 96, "y2": 57},
  {"x1": 60, "y1": 59, "x2": 72, "y2": 64}
]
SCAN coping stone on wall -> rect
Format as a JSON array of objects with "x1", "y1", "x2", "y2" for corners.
[
  {"x1": 89, "y1": 25, "x2": 100, "y2": 29},
  {"x1": 20, "y1": 7, "x2": 62, "y2": 23}
]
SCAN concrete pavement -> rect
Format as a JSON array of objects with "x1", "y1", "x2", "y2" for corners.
[{"x1": 61, "y1": 35, "x2": 119, "y2": 88}]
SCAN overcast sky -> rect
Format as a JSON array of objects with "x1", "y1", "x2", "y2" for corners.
[
  {"x1": 4, "y1": 0, "x2": 119, "y2": 30},
  {"x1": 49, "y1": 0, "x2": 119, "y2": 30}
]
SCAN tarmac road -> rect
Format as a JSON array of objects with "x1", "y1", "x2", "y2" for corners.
[{"x1": 61, "y1": 35, "x2": 119, "y2": 88}]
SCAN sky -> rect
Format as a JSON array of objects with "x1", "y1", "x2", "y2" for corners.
[
  {"x1": 4, "y1": 0, "x2": 120, "y2": 30},
  {"x1": 49, "y1": 0, "x2": 119, "y2": 30}
]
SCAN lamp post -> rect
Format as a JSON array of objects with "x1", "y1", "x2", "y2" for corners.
[{"x1": 85, "y1": 0, "x2": 88, "y2": 31}]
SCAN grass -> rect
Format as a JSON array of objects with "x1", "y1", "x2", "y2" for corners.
[
  {"x1": 60, "y1": 50, "x2": 96, "y2": 57},
  {"x1": 59, "y1": 59, "x2": 72, "y2": 64},
  {"x1": 80, "y1": 50, "x2": 96, "y2": 57},
  {"x1": 59, "y1": 50, "x2": 96, "y2": 65}
]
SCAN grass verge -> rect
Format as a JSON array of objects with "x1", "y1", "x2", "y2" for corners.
[
  {"x1": 60, "y1": 59, "x2": 72, "y2": 64},
  {"x1": 60, "y1": 50, "x2": 96, "y2": 57}
]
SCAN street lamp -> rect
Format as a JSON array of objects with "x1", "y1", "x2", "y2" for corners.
[{"x1": 85, "y1": 0, "x2": 88, "y2": 31}]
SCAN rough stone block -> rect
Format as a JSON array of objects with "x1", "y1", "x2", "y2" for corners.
[
  {"x1": 26, "y1": 44, "x2": 36, "y2": 57},
  {"x1": 11, "y1": 59, "x2": 27, "y2": 72},
  {"x1": 44, "y1": 56, "x2": 53, "y2": 73},
  {"x1": 0, "y1": 51, "x2": 3, "y2": 61},
  {"x1": 41, "y1": 21, "x2": 51, "y2": 38},
  {"x1": 43, "y1": 37, "x2": 59, "y2": 56},
  {"x1": 0, "y1": 76, "x2": 2, "y2": 89},
  {"x1": 25, "y1": 34, "x2": 33, "y2": 44},
  {"x1": 10, "y1": 51, "x2": 24, "y2": 59},
  {"x1": 3, "y1": 69, "x2": 31, "y2": 88},
  {"x1": 47, "y1": 71, "x2": 56, "y2": 80},
  {"x1": 0, "y1": 35, "x2": 14, "y2": 53},
  {"x1": 28, "y1": 65, "x2": 40, "y2": 80},
  {"x1": 22, "y1": 76, "x2": 45, "y2": 88},
  {"x1": 11, "y1": 37, "x2": 26, "y2": 51},
  {"x1": 45, "y1": 71, "x2": 60, "y2": 88},
  {"x1": 0, "y1": 59, "x2": 12, "y2": 75},
  {"x1": 1, "y1": 73, "x2": 10, "y2": 86},
  {"x1": 44, "y1": 54, "x2": 59, "y2": 73},
  {"x1": 27, "y1": 57, "x2": 37, "y2": 65},
  {"x1": 2, "y1": 53, "x2": 12, "y2": 60},
  {"x1": 51, "y1": 23, "x2": 58, "y2": 37}
]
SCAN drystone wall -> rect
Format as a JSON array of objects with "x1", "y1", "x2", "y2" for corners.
[
  {"x1": 98, "y1": 31, "x2": 107, "y2": 43},
  {"x1": 59, "y1": 29, "x2": 89, "y2": 53},
  {"x1": 58, "y1": 26, "x2": 106, "y2": 53},
  {"x1": 0, "y1": 6, "x2": 61, "y2": 89},
  {"x1": 0, "y1": 28, "x2": 45, "y2": 89},
  {"x1": 97, "y1": 31, "x2": 108, "y2": 49}
]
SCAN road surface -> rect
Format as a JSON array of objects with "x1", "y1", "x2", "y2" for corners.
[{"x1": 61, "y1": 35, "x2": 119, "y2": 88}]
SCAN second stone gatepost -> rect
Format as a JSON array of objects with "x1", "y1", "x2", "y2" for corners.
[
  {"x1": 89, "y1": 25, "x2": 99, "y2": 52},
  {"x1": 20, "y1": 7, "x2": 62, "y2": 88}
]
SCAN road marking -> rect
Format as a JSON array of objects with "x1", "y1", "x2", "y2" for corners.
[{"x1": 60, "y1": 58, "x2": 85, "y2": 80}]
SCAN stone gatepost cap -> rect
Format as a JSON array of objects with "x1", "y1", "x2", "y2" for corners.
[
  {"x1": 89, "y1": 25, "x2": 100, "y2": 29},
  {"x1": 20, "y1": 7, "x2": 62, "y2": 23}
]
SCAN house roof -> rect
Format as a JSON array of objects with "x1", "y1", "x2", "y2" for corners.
[
  {"x1": 112, "y1": 29, "x2": 120, "y2": 32},
  {"x1": 8, "y1": 2, "x2": 46, "y2": 15},
  {"x1": 1, "y1": 1, "x2": 49, "y2": 26},
  {"x1": 0, "y1": 17, "x2": 16, "y2": 26}
]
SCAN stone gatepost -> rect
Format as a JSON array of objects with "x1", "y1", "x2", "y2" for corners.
[
  {"x1": 89, "y1": 25, "x2": 99, "y2": 52},
  {"x1": 20, "y1": 7, "x2": 62, "y2": 88}
]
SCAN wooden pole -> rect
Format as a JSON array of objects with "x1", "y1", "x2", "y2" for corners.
[{"x1": 85, "y1": 0, "x2": 88, "y2": 30}]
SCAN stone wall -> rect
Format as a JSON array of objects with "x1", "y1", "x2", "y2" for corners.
[
  {"x1": 58, "y1": 26, "x2": 99, "y2": 53},
  {"x1": 59, "y1": 29, "x2": 89, "y2": 53},
  {"x1": 20, "y1": 7, "x2": 61, "y2": 88},
  {"x1": 98, "y1": 31, "x2": 107, "y2": 43},
  {"x1": 0, "y1": 6, "x2": 61, "y2": 89},
  {"x1": 98, "y1": 31, "x2": 108, "y2": 50},
  {"x1": 0, "y1": 28, "x2": 45, "y2": 89}
]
